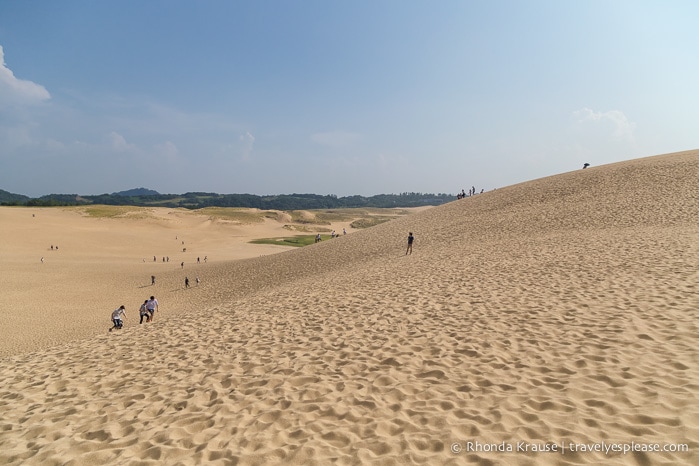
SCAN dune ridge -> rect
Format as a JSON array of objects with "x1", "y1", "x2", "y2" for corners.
[{"x1": 0, "y1": 150, "x2": 697, "y2": 465}]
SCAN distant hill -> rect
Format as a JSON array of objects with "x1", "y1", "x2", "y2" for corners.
[
  {"x1": 0, "y1": 189, "x2": 453, "y2": 209},
  {"x1": 113, "y1": 188, "x2": 160, "y2": 197},
  {"x1": 0, "y1": 189, "x2": 30, "y2": 205}
]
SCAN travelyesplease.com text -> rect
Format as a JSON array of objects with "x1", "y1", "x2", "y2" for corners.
[{"x1": 451, "y1": 440, "x2": 689, "y2": 455}]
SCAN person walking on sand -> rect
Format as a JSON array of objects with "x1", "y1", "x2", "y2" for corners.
[
  {"x1": 185, "y1": 276, "x2": 190, "y2": 288},
  {"x1": 146, "y1": 296, "x2": 159, "y2": 321},
  {"x1": 139, "y1": 300, "x2": 150, "y2": 324},
  {"x1": 406, "y1": 232, "x2": 414, "y2": 255},
  {"x1": 109, "y1": 305, "x2": 126, "y2": 332},
  {"x1": 196, "y1": 276, "x2": 200, "y2": 286},
  {"x1": 151, "y1": 275, "x2": 156, "y2": 286}
]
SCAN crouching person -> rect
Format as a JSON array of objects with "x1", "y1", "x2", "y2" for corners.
[{"x1": 110, "y1": 305, "x2": 126, "y2": 332}]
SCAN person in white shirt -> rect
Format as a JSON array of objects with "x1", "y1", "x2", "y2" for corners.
[
  {"x1": 146, "y1": 296, "x2": 159, "y2": 321},
  {"x1": 110, "y1": 305, "x2": 126, "y2": 332}
]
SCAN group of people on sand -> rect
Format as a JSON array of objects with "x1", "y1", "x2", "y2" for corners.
[
  {"x1": 109, "y1": 295, "x2": 159, "y2": 332},
  {"x1": 41, "y1": 244, "x2": 61, "y2": 262},
  {"x1": 314, "y1": 229, "x2": 348, "y2": 243},
  {"x1": 184, "y1": 276, "x2": 201, "y2": 288},
  {"x1": 457, "y1": 186, "x2": 483, "y2": 199}
]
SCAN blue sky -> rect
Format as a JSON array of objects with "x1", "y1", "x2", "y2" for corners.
[{"x1": 1, "y1": 1, "x2": 697, "y2": 198}]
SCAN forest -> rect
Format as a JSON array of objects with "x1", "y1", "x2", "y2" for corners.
[{"x1": 0, "y1": 189, "x2": 454, "y2": 209}]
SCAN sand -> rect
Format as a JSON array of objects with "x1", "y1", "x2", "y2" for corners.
[{"x1": 0, "y1": 150, "x2": 697, "y2": 465}]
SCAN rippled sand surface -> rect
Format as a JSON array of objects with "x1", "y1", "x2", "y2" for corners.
[{"x1": 1, "y1": 150, "x2": 697, "y2": 465}]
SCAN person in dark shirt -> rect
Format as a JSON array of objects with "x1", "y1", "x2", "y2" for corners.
[{"x1": 406, "y1": 232, "x2": 414, "y2": 255}]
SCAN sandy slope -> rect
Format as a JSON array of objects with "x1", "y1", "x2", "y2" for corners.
[
  {"x1": 0, "y1": 150, "x2": 697, "y2": 465},
  {"x1": 0, "y1": 206, "x2": 374, "y2": 357}
]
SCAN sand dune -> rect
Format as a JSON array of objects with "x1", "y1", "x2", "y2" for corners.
[{"x1": 0, "y1": 150, "x2": 697, "y2": 465}]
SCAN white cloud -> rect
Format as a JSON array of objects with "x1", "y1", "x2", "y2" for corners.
[
  {"x1": 572, "y1": 107, "x2": 636, "y2": 142},
  {"x1": 109, "y1": 131, "x2": 136, "y2": 152},
  {"x1": 154, "y1": 140, "x2": 179, "y2": 162},
  {"x1": 311, "y1": 130, "x2": 362, "y2": 148},
  {"x1": 0, "y1": 45, "x2": 51, "y2": 106},
  {"x1": 240, "y1": 131, "x2": 255, "y2": 160}
]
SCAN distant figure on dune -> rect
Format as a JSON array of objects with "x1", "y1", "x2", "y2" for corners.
[
  {"x1": 343, "y1": 228, "x2": 346, "y2": 235},
  {"x1": 109, "y1": 305, "x2": 126, "y2": 332},
  {"x1": 151, "y1": 275, "x2": 156, "y2": 286},
  {"x1": 185, "y1": 277, "x2": 190, "y2": 288},
  {"x1": 181, "y1": 261, "x2": 184, "y2": 269},
  {"x1": 153, "y1": 256, "x2": 156, "y2": 262},
  {"x1": 146, "y1": 296, "x2": 158, "y2": 321},
  {"x1": 41, "y1": 257, "x2": 44, "y2": 263},
  {"x1": 315, "y1": 234, "x2": 321, "y2": 243},
  {"x1": 204, "y1": 256, "x2": 207, "y2": 263},
  {"x1": 197, "y1": 257, "x2": 200, "y2": 264},
  {"x1": 406, "y1": 232, "x2": 414, "y2": 255},
  {"x1": 139, "y1": 300, "x2": 150, "y2": 324},
  {"x1": 196, "y1": 276, "x2": 200, "y2": 286},
  {"x1": 583, "y1": 162, "x2": 590, "y2": 169}
]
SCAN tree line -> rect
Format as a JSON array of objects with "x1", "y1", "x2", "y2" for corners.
[{"x1": 1, "y1": 190, "x2": 454, "y2": 209}]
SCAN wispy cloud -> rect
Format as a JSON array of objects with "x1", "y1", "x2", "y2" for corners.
[
  {"x1": 154, "y1": 141, "x2": 179, "y2": 162},
  {"x1": 240, "y1": 131, "x2": 255, "y2": 160},
  {"x1": 0, "y1": 45, "x2": 51, "y2": 106},
  {"x1": 109, "y1": 131, "x2": 136, "y2": 152},
  {"x1": 572, "y1": 107, "x2": 636, "y2": 142}
]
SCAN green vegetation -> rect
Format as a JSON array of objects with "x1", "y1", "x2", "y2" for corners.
[
  {"x1": 2, "y1": 190, "x2": 454, "y2": 209},
  {"x1": 350, "y1": 216, "x2": 395, "y2": 229},
  {"x1": 199, "y1": 207, "x2": 267, "y2": 224},
  {"x1": 76, "y1": 205, "x2": 146, "y2": 218},
  {"x1": 250, "y1": 235, "x2": 331, "y2": 247},
  {"x1": 288, "y1": 210, "x2": 324, "y2": 224},
  {"x1": 282, "y1": 224, "x2": 330, "y2": 233},
  {"x1": 0, "y1": 189, "x2": 30, "y2": 205}
]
